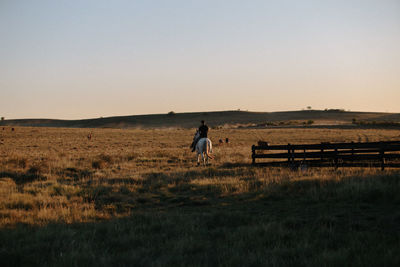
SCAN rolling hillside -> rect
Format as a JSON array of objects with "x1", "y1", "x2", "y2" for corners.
[{"x1": 1, "y1": 110, "x2": 399, "y2": 129}]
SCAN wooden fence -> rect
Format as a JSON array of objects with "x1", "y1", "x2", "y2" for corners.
[{"x1": 252, "y1": 141, "x2": 400, "y2": 170}]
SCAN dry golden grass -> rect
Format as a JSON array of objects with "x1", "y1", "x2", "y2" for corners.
[
  {"x1": 0, "y1": 126, "x2": 399, "y2": 227},
  {"x1": 1, "y1": 126, "x2": 400, "y2": 266}
]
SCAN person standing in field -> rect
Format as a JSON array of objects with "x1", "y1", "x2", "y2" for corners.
[{"x1": 191, "y1": 120, "x2": 209, "y2": 152}]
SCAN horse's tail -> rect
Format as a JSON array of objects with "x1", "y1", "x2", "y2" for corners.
[{"x1": 206, "y1": 139, "x2": 214, "y2": 159}]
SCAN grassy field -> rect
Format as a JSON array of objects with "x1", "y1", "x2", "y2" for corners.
[{"x1": 1, "y1": 126, "x2": 400, "y2": 266}]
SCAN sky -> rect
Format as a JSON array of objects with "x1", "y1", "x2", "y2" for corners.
[{"x1": 1, "y1": 0, "x2": 399, "y2": 119}]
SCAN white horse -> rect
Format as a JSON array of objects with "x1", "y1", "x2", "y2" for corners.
[{"x1": 192, "y1": 131, "x2": 213, "y2": 166}]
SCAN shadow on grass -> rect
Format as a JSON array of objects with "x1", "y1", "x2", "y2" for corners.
[
  {"x1": 58, "y1": 167, "x2": 93, "y2": 181},
  {"x1": 0, "y1": 171, "x2": 46, "y2": 186},
  {"x1": 76, "y1": 166, "x2": 259, "y2": 212},
  {"x1": 221, "y1": 162, "x2": 252, "y2": 168},
  {"x1": 2, "y1": 169, "x2": 400, "y2": 266},
  {"x1": 76, "y1": 168, "x2": 400, "y2": 230},
  {"x1": 1, "y1": 173, "x2": 400, "y2": 266}
]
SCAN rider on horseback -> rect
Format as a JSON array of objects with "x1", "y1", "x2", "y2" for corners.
[{"x1": 191, "y1": 120, "x2": 209, "y2": 152}]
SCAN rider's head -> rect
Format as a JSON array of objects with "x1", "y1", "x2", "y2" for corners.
[{"x1": 201, "y1": 120, "x2": 205, "y2": 125}]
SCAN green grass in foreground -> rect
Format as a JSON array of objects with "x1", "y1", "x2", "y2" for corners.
[{"x1": 1, "y1": 167, "x2": 400, "y2": 267}]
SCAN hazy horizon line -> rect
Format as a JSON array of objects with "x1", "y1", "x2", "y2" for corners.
[{"x1": 3, "y1": 108, "x2": 399, "y2": 121}]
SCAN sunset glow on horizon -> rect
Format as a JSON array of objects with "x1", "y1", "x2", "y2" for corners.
[{"x1": 1, "y1": 0, "x2": 399, "y2": 119}]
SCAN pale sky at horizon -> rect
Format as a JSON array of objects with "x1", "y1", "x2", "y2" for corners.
[{"x1": 1, "y1": 0, "x2": 399, "y2": 119}]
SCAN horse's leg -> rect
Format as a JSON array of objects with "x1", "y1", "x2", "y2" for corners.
[
  {"x1": 197, "y1": 153, "x2": 200, "y2": 166},
  {"x1": 206, "y1": 140, "x2": 210, "y2": 165}
]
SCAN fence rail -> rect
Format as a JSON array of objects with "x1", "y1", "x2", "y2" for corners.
[{"x1": 252, "y1": 141, "x2": 400, "y2": 170}]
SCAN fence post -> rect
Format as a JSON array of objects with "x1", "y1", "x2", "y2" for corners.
[
  {"x1": 380, "y1": 142, "x2": 385, "y2": 171},
  {"x1": 252, "y1": 145, "x2": 256, "y2": 165},
  {"x1": 351, "y1": 141, "x2": 354, "y2": 156},
  {"x1": 320, "y1": 143, "x2": 324, "y2": 161},
  {"x1": 287, "y1": 143, "x2": 291, "y2": 164},
  {"x1": 292, "y1": 148, "x2": 295, "y2": 163},
  {"x1": 334, "y1": 147, "x2": 338, "y2": 169}
]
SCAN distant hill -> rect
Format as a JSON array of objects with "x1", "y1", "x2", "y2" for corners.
[{"x1": 1, "y1": 110, "x2": 400, "y2": 129}]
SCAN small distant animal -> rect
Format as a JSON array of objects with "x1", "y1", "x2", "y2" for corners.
[
  {"x1": 11, "y1": 128, "x2": 15, "y2": 132},
  {"x1": 2, "y1": 127, "x2": 4, "y2": 131},
  {"x1": 257, "y1": 140, "x2": 269, "y2": 146},
  {"x1": 219, "y1": 139, "x2": 224, "y2": 145},
  {"x1": 87, "y1": 133, "x2": 92, "y2": 140},
  {"x1": 225, "y1": 138, "x2": 229, "y2": 144}
]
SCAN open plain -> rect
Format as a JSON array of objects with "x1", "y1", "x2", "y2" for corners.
[{"x1": 1, "y1": 126, "x2": 400, "y2": 266}]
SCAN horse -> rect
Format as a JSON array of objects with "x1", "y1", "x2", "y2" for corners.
[{"x1": 192, "y1": 131, "x2": 213, "y2": 166}]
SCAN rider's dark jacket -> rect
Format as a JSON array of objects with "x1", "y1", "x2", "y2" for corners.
[{"x1": 199, "y1": 125, "x2": 208, "y2": 138}]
